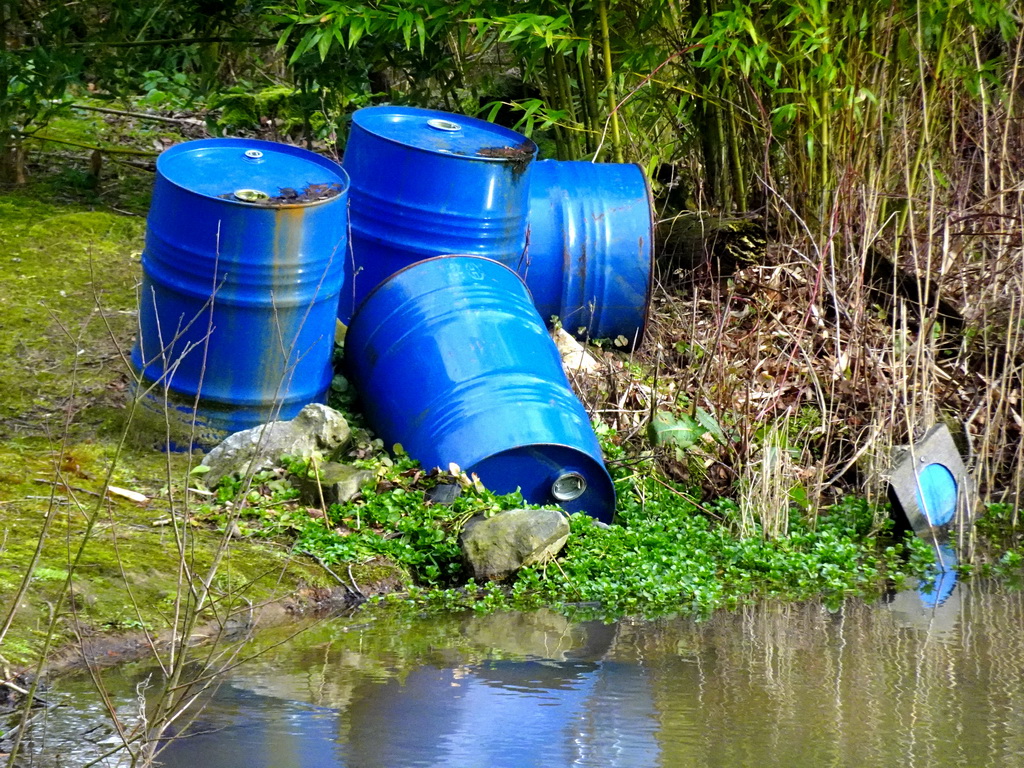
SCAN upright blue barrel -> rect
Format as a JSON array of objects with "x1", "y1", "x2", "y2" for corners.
[
  {"x1": 131, "y1": 138, "x2": 349, "y2": 445},
  {"x1": 339, "y1": 106, "x2": 537, "y2": 323},
  {"x1": 344, "y1": 256, "x2": 616, "y2": 522},
  {"x1": 523, "y1": 160, "x2": 654, "y2": 348}
]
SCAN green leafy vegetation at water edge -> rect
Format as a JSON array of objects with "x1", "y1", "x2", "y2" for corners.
[{"x1": 205, "y1": 449, "x2": 936, "y2": 618}]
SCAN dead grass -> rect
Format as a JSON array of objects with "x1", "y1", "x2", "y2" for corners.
[{"x1": 577, "y1": 104, "x2": 1024, "y2": 543}]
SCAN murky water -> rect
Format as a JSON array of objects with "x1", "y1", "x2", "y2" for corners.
[{"x1": 20, "y1": 575, "x2": 1024, "y2": 767}]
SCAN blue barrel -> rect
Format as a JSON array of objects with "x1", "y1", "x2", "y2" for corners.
[
  {"x1": 131, "y1": 138, "x2": 349, "y2": 444},
  {"x1": 339, "y1": 106, "x2": 537, "y2": 323},
  {"x1": 344, "y1": 256, "x2": 616, "y2": 522},
  {"x1": 915, "y1": 463, "x2": 958, "y2": 527},
  {"x1": 523, "y1": 160, "x2": 654, "y2": 348}
]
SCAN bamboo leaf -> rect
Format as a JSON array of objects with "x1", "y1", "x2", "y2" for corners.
[
  {"x1": 349, "y1": 17, "x2": 364, "y2": 48},
  {"x1": 317, "y1": 28, "x2": 333, "y2": 60},
  {"x1": 276, "y1": 24, "x2": 294, "y2": 52},
  {"x1": 415, "y1": 15, "x2": 426, "y2": 55},
  {"x1": 483, "y1": 99, "x2": 503, "y2": 123}
]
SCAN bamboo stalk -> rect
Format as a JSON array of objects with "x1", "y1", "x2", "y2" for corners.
[
  {"x1": 576, "y1": 56, "x2": 595, "y2": 154},
  {"x1": 818, "y1": 0, "x2": 831, "y2": 205},
  {"x1": 726, "y1": 93, "x2": 746, "y2": 210},
  {"x1": 580, "y1": 53, "x2": 601, "y2": 156},
  {"x1": 542, "y1": 50, "x2": 568, "y2": 159},
  {"x1": 714, "y1": 100, "x2": 728, "y2": 208},
  {"x1": 553, "y1": 52, "x2": 581, "y2": 158},
  {"x1": 971, "y1": 26, "x2": 991, "y2": 199},
  {"x1": 596, "y1": 0, "x2": 623, "y2": 163}
]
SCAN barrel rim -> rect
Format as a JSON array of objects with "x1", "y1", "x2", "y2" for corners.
[
  {"x1": 633, "y1": 161, "x2": 656, "y2": 351},
  {"x1": 346, "y1": 253, "x2": 536, "y2": 334},
  {"x1": 156, "y1": 137, "x2": 350, "y2": 208},
  {"x1": 349, "y1": 105, "x2": 539, "y2": 163},
  {"x1": 466, "y1": 442, "x2": 617, "y2": 521},
  {"x1": 527, "y1": 159, "x2": 655, "y2": 351}
]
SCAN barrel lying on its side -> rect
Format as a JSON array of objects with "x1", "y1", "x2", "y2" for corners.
[
  {"x1": 131, "y1": 138, "x2": 349, "y2": 445},
  {"x1": 344, "y1": 255, "x2": 616, "y2": 523},
  {"x1": 523, "y1": 159, "x2": 654, "y2": 349},
  {"x1": 340, "y1": 106, "x2": 537, "y2": 323}
]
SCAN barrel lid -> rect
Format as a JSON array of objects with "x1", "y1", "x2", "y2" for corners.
[
  {"x1": 469, "y1": 443, "x2": 617, "y2": 523},
  {"x1": 156, "y1": 138, "x2": 348, "y2": 206},
  {"x1": 350, "y1": 106, "x2": 537, "y2": 162}
]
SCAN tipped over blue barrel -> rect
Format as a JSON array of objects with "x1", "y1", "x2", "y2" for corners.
[
  {"x1": 131, "y1": 138, "x2": 349, "y2": 445},
  {"x1": 344, "y1": 255, "x2": 616, "y2": 522},
  {"x1": 340, "y1": 106, "x2": 537, "y2": 323},
  {"x1": 523, "y1": 160, "x2": 654, "y2": 348}
]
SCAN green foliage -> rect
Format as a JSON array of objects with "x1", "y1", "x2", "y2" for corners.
[
  {"x1": 207, "y1": 453, "x2": 543, "y2": 588},
  {"x1": 972, "y1": 503, "x2": 1024, "y2": 580},
  {"x1": 0, "y1": 9, "x2": 83, "y2": 179},
  {"x1": 271, "y1": 0, "x2": 472, "y2": 129},
  {"x1": 976, "y1": 501, "x2": 1018, "y2": 540},
  {"x1": 648, "y1": 406, "x2": 726, "y2": 455},
  {"x1": 79, "y1": 0, "x2": 277, "y2": 99},
  {"x1": 349, "y1": 472, "x2": 936, "y2": 620},
  {"x1": 138, "y1": 70, "x2": 195, "y2": 110},
  {"x1": 500, "y1": 483, "x2": 920, "y2": 617},
  {"x1": 203, "y1": 424, "x2": 920, "y2": 618},
  {"x1": 208, "y1": 82, "x2": 371, "y2": 141}
]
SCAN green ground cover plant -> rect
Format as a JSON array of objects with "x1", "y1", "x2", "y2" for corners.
[{"x1": 193, "y1": 436, "x2": 952, "y2": 620}]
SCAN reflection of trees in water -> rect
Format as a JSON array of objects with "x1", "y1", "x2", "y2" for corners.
[
  {"x1": 625, "y1": 581, "x2": 1024, "y2": 767},
  {"x1": 44, "y1": 584, "x2": 1024, "y2": 767},
  {"x1": 158, "y1": 586, "x2": 1024, "y2": 767}
]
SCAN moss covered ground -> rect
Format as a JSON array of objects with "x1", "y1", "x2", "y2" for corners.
[{"x1": 0, "y1": 110, "x2": 350, "y2": 668}]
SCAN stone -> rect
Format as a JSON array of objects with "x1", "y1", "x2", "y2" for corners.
[
  {"x1": 298, "y1": 462, "x2": 375, "y2": 507},
  {"x1": 424, "y1": 483, "x2": 461, "y2": 506},
  {"x1": 459, "y1": 508, "x2": 570, "y2": 582},
  {"x1": 200, "y1": 403, "x2": 351, "y2": 486},
  {"x1": 552, "y1": 327, "x2": 601, "y2": 374}
]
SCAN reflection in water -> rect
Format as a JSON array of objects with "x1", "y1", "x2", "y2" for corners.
[
  {"x1": 33, "y1": 581, "x2": 1024, "y2": 768},
  {"x1": 154, "y1": 612, "x2": 659, "y2": 768},
  {"x1": 885, "y1": 541, "x2": 961, "y2": 634},
  {"x1": 147, "y1": 689, "x2": 344, "y2": 768},
  {"x1": 341, "y1": 659, "x2": 657, "y2": 767},
  {"x1": 634, "y1": 579, "x2": 1024, "y2": 768},
  {"x1": 920, "y1": 541, "x2": 959, "y2": 605}
]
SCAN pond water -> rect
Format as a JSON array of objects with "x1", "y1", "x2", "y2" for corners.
[{"x1": 20, "y1": 574, "x2": 1024, "y2": 767}]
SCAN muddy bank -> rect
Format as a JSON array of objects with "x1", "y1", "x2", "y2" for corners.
[{"x1": 37, "y1": 560, "x2": 407, "y2": 678}]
